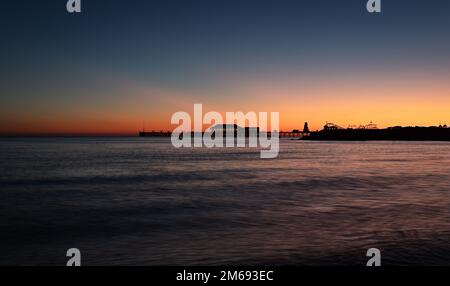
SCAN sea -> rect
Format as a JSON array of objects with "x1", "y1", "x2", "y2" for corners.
[{"x1": 0, "y1": 138, "x2": 449, "y2": 265}]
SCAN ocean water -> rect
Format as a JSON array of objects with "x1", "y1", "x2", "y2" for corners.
[{"x1": 0, "y1": 138, "x2": 449, "y2": 266}]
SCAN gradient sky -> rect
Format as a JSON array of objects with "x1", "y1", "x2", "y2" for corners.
[{"x1": 1, "y1": 0, "x2": 450, "y2": 135}]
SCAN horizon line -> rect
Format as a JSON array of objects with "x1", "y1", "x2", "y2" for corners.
[{"x1": 2, "y1": 123, "x2": 449, "y2": 137}]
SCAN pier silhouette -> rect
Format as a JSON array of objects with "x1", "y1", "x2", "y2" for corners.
[{"x1": 139, "y1": 122, "x2": 450, "y2": 141}]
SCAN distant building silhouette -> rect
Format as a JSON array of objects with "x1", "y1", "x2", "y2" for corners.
[
  {"x1": 303, "y1": 123, "x2": 450, "y2": 141},
  {"x1": 210, "y1": 124, "x2": 242, "y2": 134},
  {"x1": 209, "y1": 124, "x2": 260, "y2": 137}
]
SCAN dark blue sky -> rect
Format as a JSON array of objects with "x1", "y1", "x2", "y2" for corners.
[{"x1": 2, "y1": 0, "x2": 450, "y2": 86}]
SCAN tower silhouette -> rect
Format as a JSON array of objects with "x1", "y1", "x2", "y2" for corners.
[{"x1": 303, "y1": 122, "x2": 310, "y2": 133}]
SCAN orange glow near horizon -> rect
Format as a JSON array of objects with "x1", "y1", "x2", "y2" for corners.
[{"x1": 1, "y1": 72, "x2": 450, "y2": 135}]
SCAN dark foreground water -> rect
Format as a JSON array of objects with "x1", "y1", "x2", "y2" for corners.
[{"x1": 0, "y1": 138, "x2": 449, "y2": 266}]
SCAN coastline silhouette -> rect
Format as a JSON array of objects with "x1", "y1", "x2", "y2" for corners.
[
  {"x1": 303, "y1": 123, "x2": 450, "y2": 141},
  {"x1": 139, "y1": 122, "x2": 450, "y2": 141}
]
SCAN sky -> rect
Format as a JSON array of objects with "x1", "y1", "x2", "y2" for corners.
[{"x1": 1, "y1": 0, "x2": 450, "y2": 135}]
